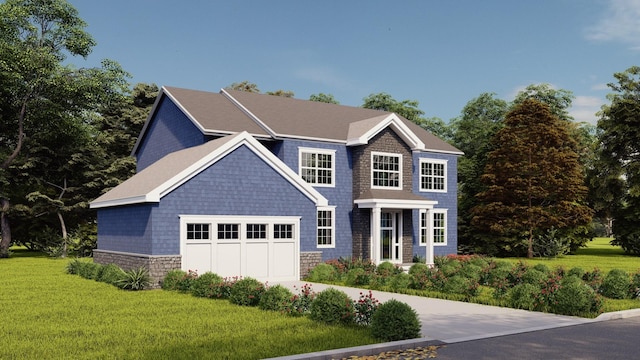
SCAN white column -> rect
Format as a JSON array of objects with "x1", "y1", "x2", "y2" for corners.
[
  {"x1": 371, "y1": 207, "x2": 381, "y2": 265},
  {"x1": 426, "y1": 209, "x2": 434, "y2": 267}
]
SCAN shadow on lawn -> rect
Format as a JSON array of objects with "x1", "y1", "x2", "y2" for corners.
[
  {"x1": 8, "y1": 247, "x2": 48, "y2": 258},
  {"x1": 575, "y1": 239, "x2": 627, "y2": 257}
]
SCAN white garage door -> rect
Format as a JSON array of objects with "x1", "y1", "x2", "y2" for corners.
[{"x1": 180, "y1": 215, "x2": 300, "y2": 281}]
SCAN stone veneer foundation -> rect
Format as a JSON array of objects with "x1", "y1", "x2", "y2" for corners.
[{"x1": 94, "y1": 249, "x2": 320, "y2": 289}]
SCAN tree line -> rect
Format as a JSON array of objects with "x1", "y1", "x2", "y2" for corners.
[{"x1": 1, "y1": 0, "x2": 639, "y2": 259}]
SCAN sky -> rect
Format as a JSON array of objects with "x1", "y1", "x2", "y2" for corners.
[{"x1": 66, "y1": 0, "x2": 640, "y2": 126}]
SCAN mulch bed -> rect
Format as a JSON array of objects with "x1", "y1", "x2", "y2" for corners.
[{"x1": 338, "y1": 346, "x2": 441, "y2": 359}]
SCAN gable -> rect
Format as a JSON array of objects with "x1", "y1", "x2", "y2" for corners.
[
  {"x1": 346, "y1": 113, "x2": 425, "y2": 150},
  {"x1": 90, "y1": 132, "x2": 328, "y2": 209}
]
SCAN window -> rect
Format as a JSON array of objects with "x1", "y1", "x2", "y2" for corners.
[
  {"x1": 371, "y1": 152, "x2": 402, "y2": 189},
  {"x1": 420, "y1": 159, "x2": 447, "y2": 192},
  {"x1": 317, "y1": 208, "x2": 335, "y2": 248},
  {"x1": 187, "y1": 223, "x2": 210, "y2": 240},
  {"x1": 217, "y1": 224, "x2": 239, "y2": 240},
  {"x1": 433, "y1": 211, "x2": 446, "y2": 244},
  {"x1": 419, "y1": 210, "x2": 447, "y2": 246},
  {"x1": 274, "y1": 224, "x2": 293, "y2": 239},
  {"x1": 299, "y1": 148, "x2": 335, "y2": 187},
  {"x1": 246, "y1": 224, "x2": 267, "y2": 239}
]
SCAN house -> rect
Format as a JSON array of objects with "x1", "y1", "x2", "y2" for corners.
[{"x1": 90, "y1": 87, "x2": 463, "y2": 287}]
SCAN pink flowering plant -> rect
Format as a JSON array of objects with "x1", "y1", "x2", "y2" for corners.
[
  {"x1": 284, "y1": 283, "x2": 316, "y2": 316},
  {"x1": 353, "y1": 291, "x2": 380, "y2": 326}
]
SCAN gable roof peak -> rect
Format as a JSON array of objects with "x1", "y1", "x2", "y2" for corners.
[{"x1": 346, "y1": 113, "x2": 426, "y2": 150}]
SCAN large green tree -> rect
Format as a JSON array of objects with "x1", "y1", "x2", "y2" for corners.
[
  {"x1": 449, "y1": 93, "x2": 508, "y2": 253},
  {"x1": 471, "y1": 99, "x2": 593, "y2": 257},
  {"x1": 0, "y1": 0, "x2": 129, "y2": 257},
  {"x1": 596, "y1": 66, "x2": 640, "y2": 254}
]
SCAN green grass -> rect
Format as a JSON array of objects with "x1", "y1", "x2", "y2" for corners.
[
  {"x1": 0, "y1": 250, "x2": 376, "y2": 359},
  {"x1": 502, "y1": 237, "x2": 640, "y2": 274}
]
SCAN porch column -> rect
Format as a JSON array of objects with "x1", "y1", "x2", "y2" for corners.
[
  {"x1": 425, "y1": 209, "x2": 434, "y2": 267},
  {"x1": 371, "y1": 207, "x2": 381, "y2": 264}
]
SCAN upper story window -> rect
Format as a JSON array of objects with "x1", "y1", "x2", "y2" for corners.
[
  {"x1": 299, "y1": 147, "x2": 335, "y2": 187},
  {"x1": 420, "y1": 159, "x2": 447, "y2": 192},
  {"x1": 371, "y1": 152, "x2": 402, "y2": 189}
]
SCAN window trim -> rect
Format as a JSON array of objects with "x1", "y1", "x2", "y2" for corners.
[
  {"x1": 371, "y1": 151, "x2": 402, "y2": 190},
  {"x1": 419, "y1": 158, "x2": 447, "y2": 193},
  {"x1": 316, "y1": 206, "x2": 336, "y2": 248},
  {"x1": 419, "y1": 209, "x2": 447, "y2": 246},
  {"x1": 298, "y1": 147, "x2": 336, "y2": 188}
]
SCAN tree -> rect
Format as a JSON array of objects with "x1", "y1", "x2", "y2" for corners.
[
  {"x1": 0, "y1": 0, "x2": 129, "y2": 257},
  {"x1": 309, "y1": 93, "x2": 339, "y2": 104},
  {"x1": 361, "y1": 92, "x2": 425, "y2": 123},
  {"x1": 596, "y1": 66, "x2": 640, "y2": 254},
  {"x1": 265, "y1": 89, "x2": 295, "y2": 98},
  {"x1": 449, "y1": 93, "x2": 508, "y2": 253},
  {"x1": 512, "y1": 83, "x2": 574, "y2": 122},
  {"x1": 471, "y1": 99, "x2": 593, "y2": 257},
  {"x1": 228, "y1": 81, "x2": 260, "y2": 93}
]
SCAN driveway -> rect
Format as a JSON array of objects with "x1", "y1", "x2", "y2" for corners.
[{"x1": 272, "y1": 281, "x2": 640, "y2": 359}]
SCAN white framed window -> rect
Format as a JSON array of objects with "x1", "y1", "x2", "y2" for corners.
[
  {"x1": 419, "y1": 209, "x2": 447, "y2": 246},
  {"x1": 371, "y1": 152, "x2": 402, "y2": 189},
  {"x1": 187, "y1": 223, "x2": 210, "y2": 240},
  {"x1": 299, "y1": 147, "x2": 335, "y2": 187},
  {"x1": 420, "y1": 159, "x2": 447, "y2": 192},
  {"x1": 217, "y1": 224, "x2": 239, "y2": 240},
  {"x1": 246, "y1": 224, "x2": 267, "y2": 239},
  {"x1": 273, "y1": 224, "x2": 294, "y2": 239},
  {"x1": 317, "y1": 207, "x2": 335, "y2": 248}
]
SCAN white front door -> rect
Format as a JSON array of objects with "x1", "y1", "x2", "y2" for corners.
[{"x1": 380, "y1": 211, "x2": 402, "y2": 263}]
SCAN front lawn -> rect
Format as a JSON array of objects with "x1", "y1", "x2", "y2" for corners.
[{"x1": 0, "y1": 250, "x2": 376, "y2": 359}]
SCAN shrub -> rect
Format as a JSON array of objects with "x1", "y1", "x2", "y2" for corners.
[
  {"x1": 507, "y1": 283, "x2": 540, "y2": 311},
  {"x1": 259, "y1": 285, "x2": 294, "y2": 312},
  {"x1": 370, "y1": 299, "x2": 421, "y2": 341},
  {"x1": 190, "y1": 272, "x2": 223, "y2": 298},
  {"x1": 535, "y1": 273, "x2": 562, "y2": 312},
  {"x1": 161, "y1": 270, "x2": 188, "y2": 291},
  {"x1": 283, "y1": 283, "x2": 316, "y2": 316},
  {"x1": 533, "y1": 227, "x2": 570, "y2": 258},
  {"x1": 442, "y1": 275, "x2": 479, "y2": 298},
  {"x1": 408, "y1": 265, "x2": 433, "y2": 290},
  {"x1": 481, "y1": 260, "x2": 513, "y2": 287},
  {"x1": 408, "y1": 263, "x2": 429, "y2": 276},
  {"x1": 521, "y1": 268, "x2": 547, "y2": 286},
  {"x1": 551, "y1": 276, "x2": 601, "y2": 316},
  {"x1": 353, "y1": 291, "x2": 380, "y2": 326},
  {"x1": 631, "y1": 272, "x2": 640, "y2": 299},
  {"x1": 532, "y1": 263, "x2": 551, "y2": 274},
  {"x1": 229, "y1": 277, "x2": 265, "y2": 306},
  {"x1": 96, "y1": 264, "x2": 125, "y2": 285},
  {"x1": 309, "y1": 288, "x2": 354, "y2": 325},
  {"x1": 65, "y1": 258, "x2": 83, "y2": 275},
  {"x1": 77, "y1": 261, "x2": 100, "y2": 280},
  {"x1": 376, "y1": 261, "x2": 402, "y2": 277},
  {"x1": 583, "y1": 268, "x2": 603, "y2": 292},
  {"x1": 209, "y1": 276, "x2": 240, "y2": 299},
  {"x1": 116, "y1": 267, "x2": 150, "y2": 291},
  {"x1": 600, "y1": 269, "x2": 631, "y2": 299},
  {"x1": 388, "y1": 272, "x2": 411, "y2": 292},
  {"x1": 568, "y1": 267, "x2": 585, "y2": 279},
  {"x1": 306, "y1": 263, "x2": 338, "y2": 282},
  {"x1": 344, "y1": 268, "x2": 371, "y2": 286},
  {"x1": 507, "y1": 261, "x2": 530, "y2": 286},
  {"x1": 457, "y1": 263, "x2": 483, "y2": 282}
]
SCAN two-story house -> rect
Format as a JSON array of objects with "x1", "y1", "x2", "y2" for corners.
[{"x1": 90, "y1": 87, "x2": 463, "y2": 287}]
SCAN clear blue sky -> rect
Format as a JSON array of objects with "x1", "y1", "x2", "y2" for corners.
[{"x1": 67, "y1": 0, "x2": 639, "y2": 125}]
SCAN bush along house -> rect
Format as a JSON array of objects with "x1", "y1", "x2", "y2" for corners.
[{"x1": 90, "y1": 87, "x2": 463, "y2": 287}]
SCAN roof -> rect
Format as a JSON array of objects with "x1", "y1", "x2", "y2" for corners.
[
  {"x1": 91, "y1": 132, "x2": 328, "y2": 209},
  {"x1": 133, "y1": 86, "x2": 463, "y2": 155},
  {"x1": 354, "y1": 189, "x2": 438, "y2": 209}
]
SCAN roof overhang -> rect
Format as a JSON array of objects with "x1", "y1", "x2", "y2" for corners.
[
  {"x1": 354, "y1": 197, "x2": 438, "y2": 209},
  {"x1": 346, "y1": 113, "x2": 426, "y2": 150}
]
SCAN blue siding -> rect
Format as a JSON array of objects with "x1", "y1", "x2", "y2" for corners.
[
  {"x1": 149, "y1": 145, "x2": 318, "y2": 255},
  {"x1": 136, "y1": 97, "x2": 206, "y2": 171},
  {"x1": 412, "y1": 152, "x2": 459, "y2": 256},
  {"x1": 277, "y1": 140, "x2": 353, "y2": 261},
  {"x1": 96, "y1": 204, "x2": 155, "y2": 254}
]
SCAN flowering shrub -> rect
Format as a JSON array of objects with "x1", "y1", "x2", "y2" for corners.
[
  {"x1": 353, "y1": 291, "x2": 380, "y2": 326},
  {"x1": 600, "y1": 269, "x2": 631, "y2": 299},
  {"x1": 283, "y1": 283, "x2": 316, "y2": 316},
  {"x1": 161, "y1": 269, "x2": 197, "y2": 292},
  {"x1": 209, "y1": 276, "x2": 240, "y2": 299},
  {"x1": 190, "y1": 272, "x2": 223, "y2": 298},
  {"x1": 259, "y1": 284, "x2": 294, "y2": 312},
  {"x1": 310, "y1": 288, "x2": 355, "y2": 325},
  {"x1": 230, "y1": 277, "x2": 265, "y2": 306}
]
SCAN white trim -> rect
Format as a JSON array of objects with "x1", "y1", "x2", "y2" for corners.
[
  {"x1": 347, "y1": 113, "x2": 426, "y2": 150},
  {"x1": 419, "y1": 158, "x2": 448, "y2": 193},
  {"x1": 91, "y1": 132, "x2": 329, "y2": 209},
  {"x1": 316, "y1": 206, "x2": 336, "y2": 249},
  {"x1": 220, "y1": 88, "x2": 277, "y2": 138},
  {"x1": 431, "y1": 209, "x2": 448, "y2": 246},
  {"x1": 354, "y1": 198, "x2": 437, "y2": 209},
  {"x1": 298, "y1": 147, "x2": 336, "y2": 188},
  {"x1": 371, "y1": 151, "x2": 403, "y2": 190}
]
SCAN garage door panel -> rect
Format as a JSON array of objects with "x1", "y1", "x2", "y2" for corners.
[
  {"x1": 185, "y1": 243, "x2": 212, "y2": 274},
  {"x1": 245, "y1": 242, "x2": 269, "y2": 279},
  {"x1": 272, "y1": 242, "x2": 296, "y2": 278},
  {"x1": 216, "y1": 242, "x2": 241, "y2": 277}
]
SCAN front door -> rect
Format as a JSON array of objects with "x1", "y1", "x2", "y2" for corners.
[{"x1": 380, "y1": 211, "x2": 401, "y2": 263}]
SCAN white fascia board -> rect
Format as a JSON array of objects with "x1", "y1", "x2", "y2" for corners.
[
  {"x1": 220, "y1": 88, "x2": 277, "y2": 139},
  {"x1": 163, "y1": 87, "x2": 209, "y2": 134},
  {"x1": 152, "y1": 131, "x2": 328, "y2": 207},
  {"x1": 346, "y1": 114, "x2": 426, "y2": 150},
  {"x1": 89, "y1": 195, "x2": 154, "y2": 209},
  {"x1": 354, "y1": 198, "x2": 438, "y2": 209}
]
